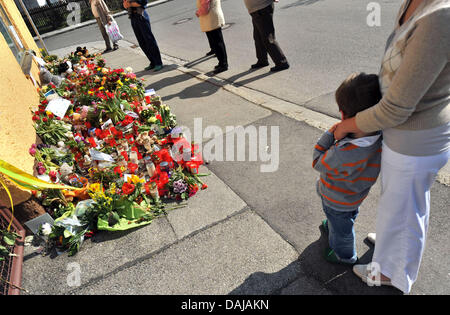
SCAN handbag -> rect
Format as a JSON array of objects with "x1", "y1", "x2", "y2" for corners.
[{"x1": 105, "y1": 19, "x2": 124, "y2": 43}]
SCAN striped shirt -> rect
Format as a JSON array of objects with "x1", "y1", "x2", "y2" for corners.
[{"x1": 313, "y1": 131, "x2": 382, "y2": 211}]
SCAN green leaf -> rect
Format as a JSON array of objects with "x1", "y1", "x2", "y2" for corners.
[{"x1": 2, "y1": 231, "x2": 19, "y2": 246}]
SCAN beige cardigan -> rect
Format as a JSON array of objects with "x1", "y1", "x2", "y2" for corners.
[
  {"x1": 196, "y1": 0, "x2": 225, "y2": 33},
  {"x1": 90, "y1": 0, "x2": 112, "y2": 25},
  {"x1": 356, "y1": 0, "x2": 449, "y2": 133}
]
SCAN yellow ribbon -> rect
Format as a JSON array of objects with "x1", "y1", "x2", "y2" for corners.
[{"x1": 0, "y1": 159, "x2": 80, "y2": 230}]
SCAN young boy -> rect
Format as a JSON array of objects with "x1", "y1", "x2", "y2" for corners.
[{"x1": 312, "y1": 72, "x2": 383, "y2": 264}]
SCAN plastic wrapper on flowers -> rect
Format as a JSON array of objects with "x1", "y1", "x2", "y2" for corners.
[{"x1": 30, "y1": 48, "x2": 208, "y2": 256}]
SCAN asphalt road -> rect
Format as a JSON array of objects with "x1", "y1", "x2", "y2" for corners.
[{"x1": 41, "y1": 0, "x2": 403, "y2": 119}]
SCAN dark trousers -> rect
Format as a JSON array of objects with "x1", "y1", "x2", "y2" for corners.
[
  {"x1": 130, "y1": 11, "x2": 162, "y2": 66},
  {"x1": 205, "y1": 27, "x2": 228, "y2": 67},
  {"x1": 250, "y1": 4, "x2": 287, "y2": 65},
  {"x1": 96, "y1": 17, "x2": 112, "y2": 50}
]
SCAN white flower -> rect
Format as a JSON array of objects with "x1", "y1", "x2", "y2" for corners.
[
  {"x1": 125, "y1": 67, "x2": 133, "y2": 73},
  {"x1": 41, "y1": 223, "x2": 53, "y2": 236}
]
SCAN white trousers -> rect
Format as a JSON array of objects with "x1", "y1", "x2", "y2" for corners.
[{"x1": 372, "y1": 142, "x2": 449, "y2": 293}]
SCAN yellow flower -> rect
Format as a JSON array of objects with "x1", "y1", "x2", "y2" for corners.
[
  {"x1": 98, "y1": 86, "x2": 104, "y2": 90},
  {"x1": 117, "y1": 80, "x2": 123, "y2": 86},
  {"x1": 109, "y1": 183, "x2": 117, "y2": 194},
  {"x1": 89, "y1": 183, "x2": 102, "y2": 193},
  {"x1": 128, "y1": 175, "x2": 144, "y2": 184}
]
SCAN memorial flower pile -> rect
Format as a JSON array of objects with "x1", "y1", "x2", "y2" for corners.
[{"x1": 31, "y1": 48, "x2": 207, "y2": 255}]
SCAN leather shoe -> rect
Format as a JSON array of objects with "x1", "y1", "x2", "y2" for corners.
[
  {"x1": 270, "y1": 63, "x2": 290, "y2": 72},
  {"x1": 251, "y1": 61, "x2": 269, "y2": 69},
  {"x1": 213, "y1": 65, "x2": 228, "y2": 74}
]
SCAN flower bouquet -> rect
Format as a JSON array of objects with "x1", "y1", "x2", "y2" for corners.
[{"x1": 29, "y1": 50, "x2": 208, "y2": 255}]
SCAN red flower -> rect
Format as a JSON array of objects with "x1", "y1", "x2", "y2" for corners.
[
  {"x1": 120, "y1": 115, "x2": 134, "y2": 126},
  {"x1": 128, "y1": 162, "x2": 138, "y2": 174},
  {"x1": 122, "y1": 182, "x2": 135, "y2": 195},
  {"x1": 114, "y1": 166, "x2": 125, "y2": 176}
]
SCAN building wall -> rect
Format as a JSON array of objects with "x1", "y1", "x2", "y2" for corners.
[{"x1": 0, "y1": 0, "x2": 42, "y2": 206}]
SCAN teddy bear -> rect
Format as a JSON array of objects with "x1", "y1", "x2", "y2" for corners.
[{"x1": 39, "y1": 66, "x2": 63, "y2": 87}]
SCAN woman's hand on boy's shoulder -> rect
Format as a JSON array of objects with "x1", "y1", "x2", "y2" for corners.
[{"x1": 328, "y1": 123, "x2": 339, "y2": 135}]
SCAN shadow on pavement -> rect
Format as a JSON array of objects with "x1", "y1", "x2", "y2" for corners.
[
  {"x1": 145, "y1": 71, "x2": 198, "y2": 92},
  {"x1": 229, "y1": 224, "x2": 403, "y2": 295},
  {"x1": 162, "y1": 80, "x2": 221, "y2": 101},
  {"x1": 184, "y1": 55, "x2": 216, "y2": 68}
]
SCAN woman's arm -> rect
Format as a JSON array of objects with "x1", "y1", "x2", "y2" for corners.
[{"x1": 335, "y1": 10, "x2": 449, "y2": 140}]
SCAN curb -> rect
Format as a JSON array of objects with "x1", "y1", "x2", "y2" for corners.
[{"x1": 34, "y1": 0, "x2": 173, "y2": 40}]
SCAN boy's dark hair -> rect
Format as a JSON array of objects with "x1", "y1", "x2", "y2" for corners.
[{"x1": 335, "y1": 72, "x2": 382, "y2": 119}]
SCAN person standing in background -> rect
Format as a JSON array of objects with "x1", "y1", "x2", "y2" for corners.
[
  {"x1": 90, "y1": 0, "x2": 118, "y2": 53},
  {"x1": 196, "y1": 0, "x2": 229, "y2": 74},
  {"x1": 243, "y1": 0, "x2": 289, "y2": 72},
  {"x1": 123, "y1": 0, "x2": 163, "y2": 71}
]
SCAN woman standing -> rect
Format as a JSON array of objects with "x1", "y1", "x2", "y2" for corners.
[
  {"x1": 196, "y1": 0, "x2": 228, "y2": 74},
  {"x1": 334, "y1": 0, "x2": 449, "y2": 294},
  {"x1": 90, "y1": 0, "x2": 118, "y2": 52}
]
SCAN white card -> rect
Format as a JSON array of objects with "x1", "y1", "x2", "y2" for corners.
[
  {"x1": 101, "y1": 119, "x2": 113, "y2": 130},
  {"x1": 33, "y1": 55, "x2": 47, "y2": 67},
  {"x1": 89, "y1": 148, "x2": 115, "y2": 162},
  {"x1": 145, "y1": 89, "x2": 156, "y2": 96},
  {"x1": 45, "y1": 98, "x2": 71, "y2": 118}
]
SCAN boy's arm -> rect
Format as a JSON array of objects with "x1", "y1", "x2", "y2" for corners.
[
  {"x1": 312, "y1": 130, "x2": 335, "y2": 169},
  {"x1": 312, "y1": 123, "x2": 343, "y2": 175}
]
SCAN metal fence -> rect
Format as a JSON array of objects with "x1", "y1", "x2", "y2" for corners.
[{"x1": 15, "y1": 0, "x2": 126, "y2": 36}]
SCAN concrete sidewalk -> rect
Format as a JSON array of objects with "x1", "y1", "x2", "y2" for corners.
[{"x1": 20, "y1": 41, "x2": 450, "y2": 295}]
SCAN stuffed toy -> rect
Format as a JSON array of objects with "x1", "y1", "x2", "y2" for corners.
[{"x1": 39, "y1": 66, "x2": 63, "y2": 87}]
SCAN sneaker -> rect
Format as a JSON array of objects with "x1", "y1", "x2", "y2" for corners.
[
  {"x1": 353, "y1": 264, "x2": 393, "y2": 287},
  {"x1": 145, "y1": 64, "x2": 155, "y2": 71},
  {"x1": 270, "y1": 63, "x2": 290, "y2": 72},
  {"x1": 103, "y1": 48, "x2": 112, "y2": 54},
  {"x1": 153, "y1": 65, "x2": 163, "y2": 72},
  {"x1": 251, "y1": 61, "x2": 269, "y2": 69},
  {"x1": 113, "y1": 43, "x2": 119, "y2": 51},
  {"x1": 324, "y1": 247, "x2": 357, "y2": 265}
]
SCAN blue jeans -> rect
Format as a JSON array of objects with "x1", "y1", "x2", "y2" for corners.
[
  {"x1": 130, "y1": 10, "x2": 162, "y2": 66},
  {"x1": 322, "y1": 200, "x2": 359, "y2": 263}
]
